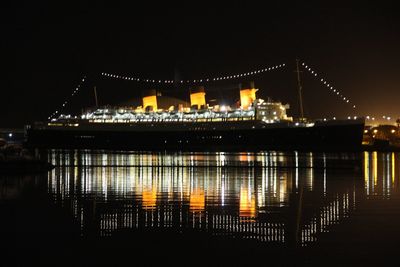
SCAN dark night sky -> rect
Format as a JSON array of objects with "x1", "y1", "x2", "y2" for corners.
[{"x1": 2, "y1": 2, "x2": 399, "y2": 128}]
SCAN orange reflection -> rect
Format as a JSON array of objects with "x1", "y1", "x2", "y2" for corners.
[
  {"x1": 240, "y1": 187, "x2": 256, "y2": 218},
  {"x1": 142, "y1": 187, "x2": 157, "y2": 210},
  {"x1": 239, "y1": 154, "x2": 249, "y2": 162},
  {"x1": 190, "y1": 188, "x2": 205, "y2": 212}
]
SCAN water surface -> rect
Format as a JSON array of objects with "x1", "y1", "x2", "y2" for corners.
[{"x1": 2, "y1": 151, "x2": 399, "y2": 266}]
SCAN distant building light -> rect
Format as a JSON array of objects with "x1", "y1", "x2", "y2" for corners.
[
  {"x1": 391, "y1": 129, "x2": 396, "y2": 133},
  {"x1": 8, "y1": 133, "x2": 12, "y2": 138},
  {"x1": 373, "y1": 129, "x2": 378, "y2": 133}
]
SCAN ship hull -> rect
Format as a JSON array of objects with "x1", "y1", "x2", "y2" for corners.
[{"x1": 25, "y1": 119, "x2": 365, "y2": 152}]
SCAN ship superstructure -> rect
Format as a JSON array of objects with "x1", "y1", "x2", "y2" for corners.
[{"x1": 54, "y1": 82, "x2": 292, "y2": 125}]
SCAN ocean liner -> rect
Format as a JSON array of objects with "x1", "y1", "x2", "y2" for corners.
[{"x1": 26, "y1": 78, "x2": 365, "y2": 151}]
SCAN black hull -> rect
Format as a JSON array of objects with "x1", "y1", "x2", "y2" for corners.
[{"x1": 26, "y1": 120, "x2": 365, "y2": 152}]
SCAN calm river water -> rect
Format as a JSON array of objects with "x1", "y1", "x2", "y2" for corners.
[{"x1": 2, "y1": 151, "x2": 399, "y2": 266}]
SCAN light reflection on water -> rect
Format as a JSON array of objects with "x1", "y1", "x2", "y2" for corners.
[
  {"x1": 364, "y1": 151, "x2": 399, "y2": 198},
  {"x1": 46, "y1": 150, "x2": 400, "y2": 247}
]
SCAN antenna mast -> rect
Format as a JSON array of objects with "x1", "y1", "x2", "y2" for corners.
[
  {"x1": 295, "y1": 59, "x2": 305, "y2": 121},
  {"x1": 93, "y1": 86, "x2": 99, "y2": 107}
]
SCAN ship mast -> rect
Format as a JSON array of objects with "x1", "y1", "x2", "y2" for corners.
[
  {"x1": 295, "y1": 59, "x2": 305, "y2": 122},
  {"x1": 94, "y1": 86, "x2": 99, "y2": 107}
]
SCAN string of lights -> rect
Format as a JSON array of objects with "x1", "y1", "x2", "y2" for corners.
[
  {"x1": 301, "y1": 62, "x2": 356, "y2": 109},
  {"x1": 101, "y1": 63, "x2": 286, "y2": 84},
  {"x1": 48, "y1": 75, "x2": 87, "y2": 120}
]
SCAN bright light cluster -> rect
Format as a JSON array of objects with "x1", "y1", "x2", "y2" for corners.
[
  {"x1": 48, "y1": 76, "x2": 86, "y2": 120},
  {"x1": 101, "y1": 64, "x2": 286, "y2": 84},
  {"x1": 76, "y1": 108, "x2": 256, "y2": 123},
  {"x1": 301, "y1": 62, "x2": 356, "y2": 109}
]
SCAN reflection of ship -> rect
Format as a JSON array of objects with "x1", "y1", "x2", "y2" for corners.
[
  {"x1": 47, "y1": 151, "x2": 370, "y2": 246},
  {"x1": 26, "y1": 62, "x2": 364, "y2": 151}
]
